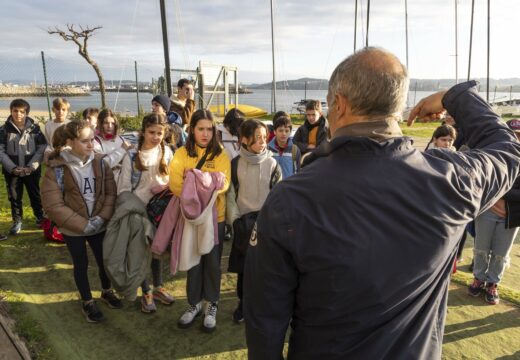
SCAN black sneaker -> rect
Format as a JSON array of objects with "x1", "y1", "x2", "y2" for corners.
[
  {"x1": 468, "y1": 278, "x2": 485, "y2": 297},
  {"x1": 232, "y1": 302, "x2": 244, "y2": 324},
  {"x1": 100, "y1": 289, "x2": 123, "y2": 309},
  {"x1": 0, "y1": 234, "x2": 7, "y2": 241},
  {"x1": 9, "y1": 222, "x2": 22, "y2": 235},
  {"x1": 82, "y1": 301, "x2": 104, "y2": 323}
]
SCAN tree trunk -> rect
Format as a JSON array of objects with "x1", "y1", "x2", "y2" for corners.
[
  {"x1": 91, "y1": 62, "x2": 106, "y2": 109},
  {"x1": 48, "y1": 26, "x2": 106, "y2": 108}
]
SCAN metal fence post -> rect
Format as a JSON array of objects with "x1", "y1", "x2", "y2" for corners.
[
  {"x1": 134, "y1": 61, "x2": 140, "y2": 116},
  {"x1": 41, "y1": 51, "x2": 52, "y2": 121}
]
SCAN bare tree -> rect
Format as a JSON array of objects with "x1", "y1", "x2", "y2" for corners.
[{"x1": 48, "y1": 24, "x2": 107, "y2": 108}]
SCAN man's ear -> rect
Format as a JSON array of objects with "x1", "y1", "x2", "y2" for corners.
[{"x1": 334, "y1": 93, "x2": 349, "y2": 118}]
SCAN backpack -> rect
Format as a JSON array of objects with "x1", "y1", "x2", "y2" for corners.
[
  {"x1": 290, "y1": 144, "x2": 299, "y2": 174},
  {"x1": 129, "y1": 150, "x2": 142, "y2": 191},
  {"x1": 42, "y1": 167, "x2": 66, "y2": 243},
  {"x1": 146, "y1": 189, "x2": 173, "y2": 227}
]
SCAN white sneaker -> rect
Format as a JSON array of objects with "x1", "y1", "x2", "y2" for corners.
[
  {"x1": 202, "y1": 302, "x2": 218, "y2": 332},
  {"x1": 177, "y1": 303, "x2": 201, "y2": 328}
]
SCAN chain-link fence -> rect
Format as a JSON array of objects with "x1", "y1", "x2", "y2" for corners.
[{"x1": 0, "y1": 52, "x2": 158, "y2": 119}]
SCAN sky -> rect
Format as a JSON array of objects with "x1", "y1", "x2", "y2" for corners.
[{"x1": 0, "y1": 0, "x2": 519, "y2": 85}]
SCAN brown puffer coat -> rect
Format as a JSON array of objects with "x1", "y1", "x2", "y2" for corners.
[
  {"x1": 169, "y1": 96, "x2": 195, "y2": 126},
  {"x1": 41, "y1": 153, "x2": 116, "y2": 236}
]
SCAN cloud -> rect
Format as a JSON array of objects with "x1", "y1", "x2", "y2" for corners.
[{"x1": 0, "y1": 0, "x2": 518, "y2": 83}]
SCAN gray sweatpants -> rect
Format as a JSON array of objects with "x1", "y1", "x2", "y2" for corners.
[{"x1": 187, "y1": 222, "x2": 225, "y2": 305}]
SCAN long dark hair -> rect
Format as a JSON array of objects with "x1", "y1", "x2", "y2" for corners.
[
  {"x1": 185, "y1": 109, "x2": 222, "y2": 160},
  {"x1": 223, "y1": 108, "x2": 245, "y2": 137},
  {"x1": 97, "y1": 109, "x2": 119, "y2": 137},
  {"x1": 240, "y1": 119, "x2": 268, "y2": 149},
  {"x1": 432, "y1": 124, "x2": 457, "y2": 140},
  {"x1": 135, "y1": 113, "x2": 168, "y2": 175}
]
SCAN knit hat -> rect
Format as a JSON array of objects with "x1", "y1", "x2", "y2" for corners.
[
  {"x1": 152, "y1": 95, "x2": 171, "y2": 113},
  {"x1": 506, "y1": 119, "x2": 520, "y2": 133}
]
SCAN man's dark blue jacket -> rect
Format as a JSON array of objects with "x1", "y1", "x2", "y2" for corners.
[{"x1": 244, "y1": 81, "x2": 520, "y2": 360}]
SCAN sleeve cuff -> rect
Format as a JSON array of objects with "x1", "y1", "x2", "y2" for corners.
[{"x1": 442, "y1": 80, "x2": 479, "y2": 112}]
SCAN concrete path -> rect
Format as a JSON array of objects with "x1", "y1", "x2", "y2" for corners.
[{"x1": 0, "y1": 299, "x2": 31, "y2": 360}]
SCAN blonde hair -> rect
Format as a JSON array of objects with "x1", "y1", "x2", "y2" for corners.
[{"x1": 52, "y1": 97, "x2": 71, "y2": 111}]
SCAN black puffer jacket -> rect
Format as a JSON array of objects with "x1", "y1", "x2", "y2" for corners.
[
  {"x1": 292, "y1": 116, "x2": 328, "y2": 154},
  {"x1": 244, "y1": 81, "x2": 520, "y2": 360},
  {"x1": 0, "y1": 116, "x2": 46, "y2": 173}
]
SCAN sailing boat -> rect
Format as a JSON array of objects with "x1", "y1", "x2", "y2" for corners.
[
  {"x1": 293, "y1": 99, "x2": 329, "y2": 115},
  {"x1": 291, "y1": 80, "x2": 328, "y2": 114}
]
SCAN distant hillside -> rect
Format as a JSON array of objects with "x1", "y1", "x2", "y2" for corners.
[
  {"x1": 409, "y1": 78, "x2": 520, "y2": 92},
  {"x1": 248, "y1": 78, "x2": 329, "y2": 90},
  {"x1": 247, "y1": 77, "x2": 520, "y2": 92}
]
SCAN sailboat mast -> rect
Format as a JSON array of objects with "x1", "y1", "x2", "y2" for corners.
[
  {"x1": 467, "y1": 0, "x2": 475, "y2": 81},
  {"x1": 455, "y1": 0, "x2": 459, "y2": 84},
  {"x1": 486, "y1": 0, "x2": 490, "y2": 102},
  {"x1": 270, "y1": 0, "x2": 277, "y2": 112},
  {"x1": 405, "y1": 0, "x2": 409, "y2": 70},
  {"x1": 405, "y1": 0, "x2": 409, "y2": 107},
  {"x1": 354, "y1": 0, "x2": 358, "y2": 52},
  {"x1": 366, "y1": 0, "x2": 370, "y2": 47}
]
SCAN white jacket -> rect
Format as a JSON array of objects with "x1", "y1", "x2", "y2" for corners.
[
  {"x1": 179, "y1": 191, "x2": 219, "y2": 271},
  {"x1": 94, "y1": 135, "x2": 126, "y2": 183}
]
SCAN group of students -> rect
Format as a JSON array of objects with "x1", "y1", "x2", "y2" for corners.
[
  {"x1": 426, "y1": 118, "x2": 520, "y2": 305},
  {"x1": 0, "y1": 85, "x2": 330, "y2": 331}
]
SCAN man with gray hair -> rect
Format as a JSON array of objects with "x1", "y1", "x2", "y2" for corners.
[{"x1": 244, "y1": 47, "x2": 520, "y2": 359}]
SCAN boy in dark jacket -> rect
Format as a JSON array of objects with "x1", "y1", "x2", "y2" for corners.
[
  {"x1": 0, "y1": 99, "x2": 47, "y2": 234},
  {"x1": 292, "y1": 100, "x2": 329, "y2": 154}
]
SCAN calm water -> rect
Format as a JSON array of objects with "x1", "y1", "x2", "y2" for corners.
[{"x1": 1, "y1": 89, "x2": 518, "y2": 117}]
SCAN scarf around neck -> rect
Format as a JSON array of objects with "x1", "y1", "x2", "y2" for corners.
[{"x1": 240, "y1": 146, "x2": 271, "y2": 165}]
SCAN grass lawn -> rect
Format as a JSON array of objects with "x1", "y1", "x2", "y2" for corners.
[{"x1": 1, "y1": 126, "x2": 520, "y2": 359}]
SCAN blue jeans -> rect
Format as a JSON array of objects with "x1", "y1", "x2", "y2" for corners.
[{"x1": 473, "y1": 209, "x2": 518, "y2": 284}]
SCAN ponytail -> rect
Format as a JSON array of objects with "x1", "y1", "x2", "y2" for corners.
[
  {"x1": 158, "y1": 141, "x2": 168, "y2": 176},
  {"x1": 134, "y1": 132, "x2": 146, "y2": 171}
]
